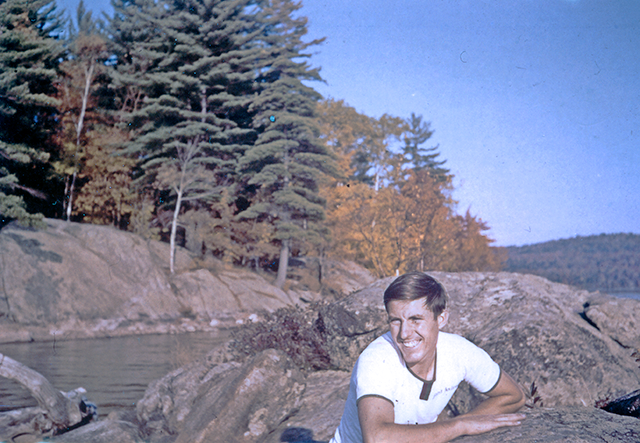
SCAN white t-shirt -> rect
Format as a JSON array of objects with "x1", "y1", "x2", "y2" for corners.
[{"x1": 329, "y1": 331, "x2": 501, "y2": 443}]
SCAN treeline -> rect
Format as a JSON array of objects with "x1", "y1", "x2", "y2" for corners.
[
  {"x1": 503, "y1": 233, "x2": 640, "y2": 292},
  {"x1": 1, "y1": 0, "x2": 503, "y2": 285}
]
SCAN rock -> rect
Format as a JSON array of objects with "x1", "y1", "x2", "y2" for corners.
[
  {"x1": 315, "y1": 258, "x2": 377, "y2": 299},
  {"x1": 583, "y1": 295, "x2": 640, "y2": 349},
  {"x1": 171, "y1": 268, "x2": 294, "y2": 318},
  {"x1": 263, "y1": 370, "x2": 351, "y2": 443},
  {"x1": 317, "y1": 272, "x2": 640, "y2": 409},
  {"x1": 437, "y1": 272, "x2": 640, "y2": 409},
  {"x1": 285, "y1": 257, "x2": 376, "y2": 300},
  {"x1": 0, "y1": 220, "x2": 300, "y2": 342},
  {"x1": 0, "y1": 219, "x2": 180, "y2": 326},
  {"x1": 318, "y1": 277, "x2": 392, "y2": 370},
  {"x1": 136, "y1": 349, "x2": 306, "y2": 443},
  {"x1": 451, "y1": 407, "x2": 640, "y2": 442},
  {"x1": 49, "y1": 419, "x2": 142, "y2": 443}
]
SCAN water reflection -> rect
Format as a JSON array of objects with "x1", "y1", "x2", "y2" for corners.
[
  {"x1": 0, "y1": 331, "x2": 230, "y2": 417},
  {"x1": 607, "y1": 291, "x2": 640, "y2": 301}
]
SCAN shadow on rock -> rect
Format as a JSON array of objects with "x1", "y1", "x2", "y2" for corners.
[{"x1": 279, "y1": 427, "x2": 324, "y2": 443}]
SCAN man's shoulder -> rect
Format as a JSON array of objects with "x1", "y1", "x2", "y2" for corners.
[
  {"x1": 362, "y1": 331, "x2": 395, "y2": 354},
  {"x1": 438, "y1": 331, "x2": 472, "y2": 345},
  {"x1": 358, "y1": 332, "x2": 401, "y2": 364},
  {"x1": 438, "y1": 332, "x2": 485, "y2": 355}
]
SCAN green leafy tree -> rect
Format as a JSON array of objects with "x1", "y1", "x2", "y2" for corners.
[
  {"x1": 0, "y1": 0, "x2": 63, "y2": 226},
  {"x1": 237, "y1": 0, "x2": 334, "y2": 288}
]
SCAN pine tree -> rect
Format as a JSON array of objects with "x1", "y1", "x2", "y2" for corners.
[
  {"x1": 0, "y1": 0, "x2": 63, "y2": 226},
  {"x1": 110, "y1": 0, "x2": 259, "y2": 272},
  {"x1": 400, "y1": 113, "x2": 449, "y2": 182},
  {"x1": 237, "y1": 0, "x2": 334, "y2": 288}
]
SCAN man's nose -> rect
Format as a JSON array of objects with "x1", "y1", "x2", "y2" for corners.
[{"x1": 399, "y1": 321, "x2": 413, "y2": 339}]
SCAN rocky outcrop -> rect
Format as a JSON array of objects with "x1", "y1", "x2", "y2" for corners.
[
  {"x1": 583, "y1": 295, "x2": 640, "y2": 349},
  {"x1": 263, "y1": 370, "x2": 351, "y2": 443},
  {"x1": 2, "y1": 221, "x2": 637, "y2": 443},
  {"x1": 44, "y1": 271, "x2": 639, "y2": 443},
  {"x1": 264, "y1": 374, "x2": 640, "y2": 443},
  {"x1": 451, "y1": 407, "x2": 640, "y2": 442},
  {"x1": 135, "y1": 349, "x2": 305, "y2": 443},
  {"x1": 0, "y1": 219, "x2": 375, "y2": 343}
]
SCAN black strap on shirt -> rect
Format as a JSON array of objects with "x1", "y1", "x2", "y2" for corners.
[{"x1": 420, "y1": 380, "x2": 434, "y2": 400}]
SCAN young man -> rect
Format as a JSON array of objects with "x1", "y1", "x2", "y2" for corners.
[{"x1": 330, "y1": 272, "x2": 525, "y2": 443}]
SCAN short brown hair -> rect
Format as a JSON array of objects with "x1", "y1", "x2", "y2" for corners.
[{"x1": 383, "y1": 272, "x2": 448, "y2": 318}]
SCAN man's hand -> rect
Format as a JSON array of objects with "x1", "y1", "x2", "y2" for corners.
[{"x1": 454, "y1": 413, "x2": 526, "y2": 436}]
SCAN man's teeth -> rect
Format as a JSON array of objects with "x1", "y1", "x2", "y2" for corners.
[{"x1": 402, "y1": 340, "x2": 420, "y2": 348}]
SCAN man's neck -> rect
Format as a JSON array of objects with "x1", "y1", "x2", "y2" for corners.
[{"x1": 408, "y1": 350, "x2": 437, "y2": 381}]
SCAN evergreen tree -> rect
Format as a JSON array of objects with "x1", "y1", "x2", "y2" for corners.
[
  {"x1": 399, "y1": 112, "x2": 449, "y2": 182},
  {"x1": 110, "y1": 0, "x2": 259, "y2": 272},
  {"x1": 0, "y1": 0, "x2": 63, "y2": 226},
  {"x1": 237, "y1": 0, "x2": 334, "y2": 288}
]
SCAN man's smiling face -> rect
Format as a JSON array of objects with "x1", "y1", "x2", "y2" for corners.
[{"x1": 387, "y1": 298, "x2": 449, "y2": 379}]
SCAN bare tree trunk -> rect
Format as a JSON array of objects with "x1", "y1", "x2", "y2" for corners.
[
  {"x1": 65, "y1": 61, "x2": 95, "y2": 223},
  {"x1": 170, "y1": 187, "x2": 184, "y2": 274},
  {"x1": 66, "y1": 170, "x2": 77, "y2": 222},
  {"x1": 0, "y1": 353, "x2": 94, "y2": 441},
  {"x1": 275, "y1": 239, "x2": 290, "y2": 289}
]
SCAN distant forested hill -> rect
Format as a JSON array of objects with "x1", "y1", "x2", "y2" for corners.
[{"x1": 502, "y1": 233, "x2": 640, "y2": 292}]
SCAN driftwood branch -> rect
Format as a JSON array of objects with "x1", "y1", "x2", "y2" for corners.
[{"x1": 0, "y1": 353, "x2": 96, "y2": 441}]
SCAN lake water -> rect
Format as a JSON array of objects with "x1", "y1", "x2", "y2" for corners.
[
  {"x1": 0, "y1": 331, "x2": 230, "y2": 418},
  {"x1": 606, "y1": 291, "x2": 640, "y2": 301}
]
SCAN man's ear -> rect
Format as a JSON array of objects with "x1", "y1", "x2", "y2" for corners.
[{"x1": 437, "y1": 309, "x2": 449, "y2": 329}]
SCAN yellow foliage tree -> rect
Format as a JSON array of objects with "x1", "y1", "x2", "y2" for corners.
[
  {"x1": 56, "y1": 25, "x2": 110, "y2": 221},
  {"x1": 319, "y1": 99, "x2": 504, "y2": 277},
  {"x1": 72, "y1": 127, "x2": 136, "y2": 227}
]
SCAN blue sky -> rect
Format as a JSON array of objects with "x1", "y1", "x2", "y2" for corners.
[{"x1": 56, "y1": 0, "x2": 640, "y2": 246}]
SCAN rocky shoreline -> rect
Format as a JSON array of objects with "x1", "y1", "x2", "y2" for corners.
[
  {"x1": 1, "y1": 220, "x2": 639, "y2": 442},
  {"x1": 45, "y1": 270, "x2": 640, "y2": 443},
  {"x1": 0, "y1": 219, "x2": 374, "y2": 345}
]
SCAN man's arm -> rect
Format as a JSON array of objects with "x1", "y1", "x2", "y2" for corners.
[
  {"x1": 467, "y1": 370, "x2": 526, "y2": 416},
  {"x1": 358, "y1": 395, "x2": 524, "y2": 443}
]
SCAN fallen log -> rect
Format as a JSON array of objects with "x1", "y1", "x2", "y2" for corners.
[{"x1": 0, "y1": 352, "x2": 96, "y2": 441}]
